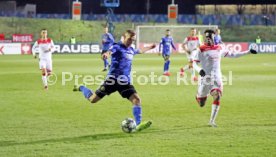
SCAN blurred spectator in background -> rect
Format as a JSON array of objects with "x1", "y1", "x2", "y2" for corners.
[
  {"x1": 70, "y1": 36, "x2": 76, "y2": 44},
  {"x1": 197, "y1": 31, "x2": 204, "y2": 45},
  {"x1": 256, "y1": 36, "x2": 261, "y2": 44},
  {"x1": 214, "y1": 28, "x2": 223, "y2": 45}
]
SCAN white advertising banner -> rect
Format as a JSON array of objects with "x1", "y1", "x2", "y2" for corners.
[{"x1": 0, "y1": 43, "x2": 21, "y2": 55}]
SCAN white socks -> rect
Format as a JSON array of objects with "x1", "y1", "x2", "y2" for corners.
[
  {"x1": 42, "y1": 75, "x2": 47, "y2": 87},
  {"x1": 210, "y1": 104, "x2": 220, "y2": 123}
]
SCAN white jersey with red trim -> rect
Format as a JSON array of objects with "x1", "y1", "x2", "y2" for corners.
[
  {"x1": 194, "y1": 44, "x2": 250, "y2": 78},
  {"x1": 183, "y1": 36, "x2": 201, "y2": 61},
  {"x1": 183, "y1": 36, "x2": 200, "y2": 52},
  {"x1": 193, "y1": 44, "x2": 250, "y2": 97},
  {"x1": 32, "y1": 38, "x2": 55, "y2": 60}
]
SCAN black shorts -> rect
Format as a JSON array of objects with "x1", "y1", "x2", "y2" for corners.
[
  {"x1": 162, "y1": 54, "x2": 170, "y2": 61},
  {"x1": 101, "y1": 50, "x2": 108, "y2": 55},
  {"x1": 95, "y1": 77, "x2": 137, "y2": 99}
]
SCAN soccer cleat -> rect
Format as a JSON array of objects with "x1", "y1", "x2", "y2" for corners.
[
  {"x1": 44, "y1": 86, "x2": 48, "y2": 90},
  {"x1": 208, "y1": 121, "x2": 217, "y2": 128},
  {"x1": 163, "y1": 72, "x2": 171, "y2": 76},
  {"x1": 135, "y1": 121, "x2": 152, "y2": 132},
  {"x1": 180, "y1": 68, "x2": 184, "y2": 77},
  {"x1": 73, "y1": 85, "x2": 80, "y2": 92}
]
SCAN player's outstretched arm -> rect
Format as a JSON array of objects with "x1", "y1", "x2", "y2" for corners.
[
  {"x1": 193, "y1": 61, "x2": 205, "y2": 77},
  {"x1": 139, "y1": 44, "x2": 156, "y2": 54},
  {"x1": 32, "y1": 41, "x2": 38, "y2": 59},
  {"x1": 224, "y1": 49, "x2": 257, "y2": 58}
]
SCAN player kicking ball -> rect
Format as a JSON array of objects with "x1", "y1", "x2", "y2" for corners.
[
  {"x1": 32, "y1": 28, "x2": 55, "y2": 90},
  {"x1": 193, "y1": 29, "x2": 257, "y2": 127},
  {"x1": 73, "y1": 30, "x2": 156, "y2": 132}
]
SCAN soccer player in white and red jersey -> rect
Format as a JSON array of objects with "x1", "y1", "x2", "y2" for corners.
[
  {"x1": 193, "y1": 29, "x2": 257, "y2": 127},
  {"x1": 180, "y1": 28, "x2": 201, "y2": 81},
  {"x1": 32, "y1": 29, "x2": 55, "y2": 90}
]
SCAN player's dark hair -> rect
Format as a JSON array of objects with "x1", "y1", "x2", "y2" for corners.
[
  {"x1": 204, "y1": 29, "x2": 215, "y2": 38},
  {"x1": 166, "y1": 29, "x2": 170, "y2": 31},
  {"x1": 41, "y1": 28, "x2": 47, "y2": 31},
  {"x1": 204, "y1": 29, "x2": 215, "y2": 34},
  {"x1": 125, "y1": 30, "x2": 136, "y2": 37}
]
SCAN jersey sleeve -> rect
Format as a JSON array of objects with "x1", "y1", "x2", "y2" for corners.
[
  {"x1": 109, "y1": 34, "x2": 115, "y2": 43},
  {"x1": 183, "y1": 37, "x2": 188, "y2": 44},
  {"x1": 220, "y1": 46, "x2": 229, "y2": 57},
  {"x1": 193, "y1": 50, "x2": 201, "y2": 62},
  {"x1": 159, "y1": 39, "x2": 163, "y2": 52},
  {"x1": 109, "y1": 44, "x2": 119, "y2": 55},
  {"x1": 222, "y1": 49, "x2": 249, "y2": 58},
  {"x1": 171, "y1": 38, "x2": 176, "y2": 50},
  {"x1": 131, "y1": 47, "x2": 140, "y2": 55},
  {"x1": 32, "y1": 41, "x2": 38, "y2": 56},
  {"x1": 50, "y1": 39, "x2": 55, "y2": 53},
  {"x1": 192, "y1": 50, "x2": 202, "y2": 73}
]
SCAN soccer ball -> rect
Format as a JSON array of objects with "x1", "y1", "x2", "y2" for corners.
[{"x1": 121, "y1": 118, "x2": 137, "y2": 133}]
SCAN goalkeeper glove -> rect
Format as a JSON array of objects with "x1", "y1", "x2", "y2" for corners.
[{"x1": 199, "y1": 69, "x2": 206, "y2": 77}]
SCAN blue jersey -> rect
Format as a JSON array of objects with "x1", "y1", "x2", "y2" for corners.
[
  {"x1": 102, "y1": 33, "x2": 115, "y2": 51},
  {"x1": 159, "y1": 36, "x2": 176, "y2": 55},
  {"x1": 214, "y1": 34, "x2": 222, "y2": 45},
  {"x1": 108, "y1": 43, "x2": 139, "y2": 83}
]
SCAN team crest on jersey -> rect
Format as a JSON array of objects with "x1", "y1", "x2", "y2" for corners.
[{"x1": 100, "y1": 86, "x2": 105, "y2": 91}]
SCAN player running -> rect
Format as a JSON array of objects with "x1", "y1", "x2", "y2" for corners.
[
  {"x1": 159, "y1": 29, "x2": 176, "y2": 76},
  {"x1": 180, "y1": 28, "x2": 201, "y2": 81},
  {"x1": 73, "y1": 30, "x2": 156, "y2": 132},
  {"x1": 193, "y1": 29, "x2": 257, "y2": 127},
  {"x1": 32, "y1": 28, "x2": 55, "y2": 90},
  {"x1": 101, "y1": 26, "x2": 115, "y2": 71}
]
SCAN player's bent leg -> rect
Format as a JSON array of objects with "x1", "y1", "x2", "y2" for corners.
[
  {"x1": 196, "y1": 96, "x2": 207, "y2": 107},
  {"x1": 101, "y1": 54, "x2": 109, "y2": 71},
  {"x1": 74, "y1": 85, "x2": 103, "y2": 104},
  {"x1": 128, "y1": 93, "x2": 152, "y2": 132},
  {"x1": 79, "y1": 85, "x2": 94, "y2": 99},
  {"x1": 41, "y1": 68, "x2": 48, "y2": 90},
  {"x1": 88, "y1": 94, "x2": 102, "y2": 104},
  {"x1": 46, "y1": 69, "x2": 51, "y2": 76},
  {"x1": 129, "y1": 93, "x2": 142, "y2": 125},
  {"x1": 209, "y1": 89, "x2": 222, "y2": 127}
]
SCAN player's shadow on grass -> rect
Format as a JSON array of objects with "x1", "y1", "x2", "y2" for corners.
[{"x1": 0, "y1": 132, "x2": 134, "y2": 147}]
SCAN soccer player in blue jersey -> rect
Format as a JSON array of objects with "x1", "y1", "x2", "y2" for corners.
[
  {"x1": 214, "y1": 28, "x2": 223, "y2": 45},
  {"x1": 159, "y1": 29, "x2": 176, "y2": 76},
  {"x1": 101, "y1": 26, "x2": 115, "y2": 71},
  {"x1": 73, "y1": 30, "x2": 156, "y2": 132}
]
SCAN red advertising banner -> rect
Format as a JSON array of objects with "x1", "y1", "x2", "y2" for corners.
[
  {"x1": 21, "y1": 43, "x2": 32, "y2": 55},
  {"x1": 12, "y1": 34, "x2": 33, "y2": 43},
  {"x1": 0, "y1": 34, "x2": 4, "y2": 40},
  {"x1": 222, "y1": 42, "x2": 248, "y2": 53}
]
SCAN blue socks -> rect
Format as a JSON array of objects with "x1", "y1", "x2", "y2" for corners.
[
  {"x1": 104, "y1": 59, "x2": 109, "y2": 69},
  {"x1": 132, "y1": 105, "x2": 142, "y2": 125},
  {"x1": 79, "y1": 86, "x2": 93, "y2": 99},
  {"x1": 164, "y1": 60, "x2": 170, "y2": 72}
]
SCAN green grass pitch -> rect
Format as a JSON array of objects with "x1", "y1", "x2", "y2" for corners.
[{"x1": 0, "y1": 54, "x2": 275, "y2": 157}]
